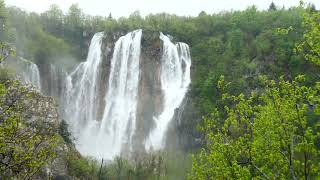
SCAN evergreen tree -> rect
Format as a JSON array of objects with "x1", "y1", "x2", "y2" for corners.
[{"x1": 268, "y1": 2, "x2": 277, "y2": 11}]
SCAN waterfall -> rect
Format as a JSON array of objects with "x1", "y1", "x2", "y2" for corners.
[
  {"x1": 25, "y1": 63, "x2": 41, "y2": 90},
  {"x1": 8, "y1": 29, "x2": 193, "y2": 160},
  {"x1": 98, "y1": 29, "x2": 142, "y2": 158},
  {"x1": 19, "y1": 58, "x2": 41, "y2": 90},
  {"x1": 48, "y1": 64, "x2": 60, "y2": 97},
  {"x1": 63, "y1": 32, "x2": 104, "y2": 136},
  {"x1": 145, "y1": 33, "x2": 191, "y2": 150},
  {"x1": 54, "y1": 30, "x2": 191, "y2": 159},
  {"x1": 64, "y1": 30, "x2": 142, "y2": 159}
]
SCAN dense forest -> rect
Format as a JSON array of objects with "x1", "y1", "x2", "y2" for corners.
[{"x1": 0, "y1": 0, "x2": 319, "y2": 179}]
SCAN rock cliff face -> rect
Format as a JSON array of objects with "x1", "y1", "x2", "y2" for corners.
[
  {"x1": 22, "y1": 29, "x2": 193, "y2": 159},
  {"x1": 165, "y1": 93, "x2": 200, "y2": 151},
  {"x1": 134, "y1": 31, "x2": 164, "y2": 153}
]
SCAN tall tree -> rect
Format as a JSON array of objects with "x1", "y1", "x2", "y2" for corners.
[
  {"x1": 41, "y1": 4, "x2": 64, "y2": 37},
  {"x1": 65, "y1": 3, "x2": 84, "y2": 41},
  {"x1": 268, "y1": 2, "x2": 277, "y2": 11}
]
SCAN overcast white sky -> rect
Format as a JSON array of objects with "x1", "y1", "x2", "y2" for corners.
[{"x1": 5, "y1": 0, "x2": 320, "y2": 18}]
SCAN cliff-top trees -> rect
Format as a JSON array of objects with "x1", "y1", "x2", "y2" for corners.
[{"x1": 41, "y1": 4, "x2": 64, "y2": 37}]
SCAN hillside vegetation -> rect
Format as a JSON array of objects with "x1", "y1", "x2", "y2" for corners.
[{"x1": 0, "y1": 0, "x2": 319, "y2": 179}]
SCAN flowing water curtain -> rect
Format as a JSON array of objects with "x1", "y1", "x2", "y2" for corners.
[
  {"x1": 63, "y1": 30, "x2": 142, "y2": 159},
  {"x1": 61, "y1": 30, "x2": 191, "y2": 159},
  {"x1": 98, "y1": 29, "x2": 142, "y2": 159},
  {"x1": 19, "y1": 58, "x2": 42, "y2": 90},
  {"x1": 63, "y1": 32, "x2": 104, "y2": 133},
  {"x1": 145, "y1": 33, "x2": 191, "y2": 150}
]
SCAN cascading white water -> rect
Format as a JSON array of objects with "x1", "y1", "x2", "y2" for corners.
[
  {"x1": 64, "y1": 30, "x2": 142, "y2": 159},
  {"x1": 97, "y1": 29, "x2": 142, "y2": 158},
  {"x1": 20, "y1": 58, "x2": 41, "y2": 90},
  {"x1": 145, "y1": 33, "x2": 191, "y2": 150},
  {"x1": 64, "y1": 32, "x2": 104, "y2": 136},
  {"x1": 48, "y1": 64, "x2": 60, "y2": 97},
  {"x1": 57, "y1": 30, "x2": 191, "y2": 159},
  {"x1": 10, "y1": 30, "x2": 192, "y2": 160}
]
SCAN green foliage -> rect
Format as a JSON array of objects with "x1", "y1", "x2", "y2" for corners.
[
  {"x1": 66, "y1": 152, "x2": 99, "y2": 178},
  {"x1": 189, "y1": 76, "x2": 320, "y2": 179},
  {"x1": 0, "y1": 80, "x2": 59, "y2": 178},
  {"x1": 0, "y1": 41, "x2": 15, "y2": 64},
  {"x1": 104, "y1": 151, "x2": 190, "y2": 180},
  {"x1": 0, "y1": 28, "x2": 59, "y2": 178},
  {"x1": 0, "y1": 0, "x2": 9, "y2": 40},
  {"x1": 190, "y1": 7, "x2": 320, "y2": 178},
  {"x1": 58, "y1": 119, "x2": 73, "y2": 144},
  {"x1": 6, "y1": 6, "x2": 73, "y2": 65},
  {"x1": 297, "y1": 7, "x2": 320, "y2": 66},
  {"x1": 0, "y1": 66, "x2": 14, "y2": 82},
  {"x1": 65, "y1": 151, "x2": 190, "y2": 180}
]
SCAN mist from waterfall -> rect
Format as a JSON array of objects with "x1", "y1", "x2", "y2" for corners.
[{"x1": 145, "y1": 33, "x2": 191, "y2": 150}]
